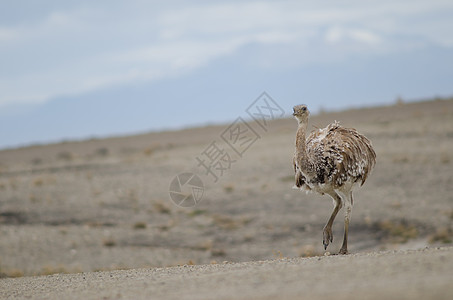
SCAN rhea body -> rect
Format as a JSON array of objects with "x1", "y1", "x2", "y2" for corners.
[{"x1": 292, "y1": 105, "x2": 376, "y2": 254}]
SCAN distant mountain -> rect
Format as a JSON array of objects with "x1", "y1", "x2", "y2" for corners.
[{"x1": 1, "y1": 45, "x2": 452, "y2": 149}]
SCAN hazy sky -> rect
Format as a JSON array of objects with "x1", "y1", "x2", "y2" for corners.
[{"x1": 1, "y1": 0, "x2": 453, "y2": 148}]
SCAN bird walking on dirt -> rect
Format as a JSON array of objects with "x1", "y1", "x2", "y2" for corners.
[{"x1": 292, "y1": 105, "x2": 376, "y2": 254}]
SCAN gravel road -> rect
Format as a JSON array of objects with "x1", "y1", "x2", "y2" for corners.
[{"x1": 1, "y1": 246, "x2": 452, "y2": 300}]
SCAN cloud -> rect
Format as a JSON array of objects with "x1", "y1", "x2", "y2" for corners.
[
  {"x1": 0, "y1": 0, "x2": 452, "y2": 107},
  {"x1": 325, "y1": 27, "x2": 381, "y2": 45}
]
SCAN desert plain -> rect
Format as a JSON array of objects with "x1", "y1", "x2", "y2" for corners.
[{"x1": 0, "y1": 98, "x2": 452, "y2": 299}]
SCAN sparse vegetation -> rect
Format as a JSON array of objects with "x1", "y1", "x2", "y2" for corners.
[
  {"x1": 31, "y1": 176, "x2": 56, "y2": 187},
  {"x1": 389, "y1": 201, "x2": 402, "y2": 209},
  {"x1": 33, "y1": 177, "x2": 44, "y2": 187},
  {"x1": 0, "y1": 98, "x2": 452, "y2": 277},
  {"x1": 0, "y1": 264, "x2": 85, "y2": 278},
  {"x1": 94, "y1": 147, "x2": 109, "y2": 157},
  {"x1": 29, "y1": 193, "x2": 39, "y2": 203},
  {"x1": 186, "y1": 260, "x2": 195, "y2": 265},
  {"x1": 31, "y1": 157, "x2": 43, "y2": 165},
  {"x1": 272, "y1": 250, "x2": 286, "y2": 259},
  {"x1": 187, "y1": 209, "x2": 207, "y2": 217},
  {"x1": 103, "y1": 238, "x2": 117, "y2": 247},
  {"x1": 298, "y1": 245, "x2": 320, "y2": 258},
  {"x1": 133, "y1": 222, "x2": 147, "y2": 229},
  {"x1": 143, "y1": 144, "x2": 161, "y2": 156},
  {"x1": 211, "y1": 248, "x2": 226, "y2": 257},
  {"x1": 57, "y1": 151, "x2": 74, "y2": 161},
  {"x1": 195, "y1": 240, "x2": 213, "y2": 251},
  {"x1": 0, "y1": 268, "x2": 24, "y2": 278},
  {"x1": 212, "y1": 214, "x2": 252, "y2": 230},
  {"x1": 223, "y1": 184, "x2": 234, "y2": 193},
  {"x1": 40, "y1": 265, "x2": 71, "y2": 276},
  {"x1": 377, "y1": 220, "x2": 419, "y2": 243},
  {"x1": 429, "y1": 227, "x2": 453, "y2": 244},
  {"x1": 153, "y1": 202, "x2": 171, "y2": 214}
]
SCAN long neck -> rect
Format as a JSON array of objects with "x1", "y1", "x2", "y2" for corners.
[
  {"x1": 295, "y1": 121, "x2": 308, "y2": 154},
  {"x1": 295, "y1": 120, "x2": 314, "y2": 174}
]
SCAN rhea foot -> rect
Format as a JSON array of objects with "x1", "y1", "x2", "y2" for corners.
[
  {"x1": 339, "y1": 247, "x2": 349, "y2": 255},
  {"x1": 322, "y1": 226, "x2": 333, "y2": 250}
]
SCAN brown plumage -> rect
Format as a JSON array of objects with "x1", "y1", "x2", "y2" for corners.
[{"x1": 292, "y1": 104, "x2": 376, "y2": 254}]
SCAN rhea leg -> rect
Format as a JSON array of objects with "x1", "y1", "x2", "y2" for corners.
[
  {"x1": 339, "y1": 191, "x2": 353, "y2": 254},
  {"x1": 323, "y1": 192, "x2": 342, "y2": 250}
]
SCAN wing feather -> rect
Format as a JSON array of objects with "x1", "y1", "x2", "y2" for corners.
[{"x1": 304, "y1": 122, "x2": 376, "y2": 188}]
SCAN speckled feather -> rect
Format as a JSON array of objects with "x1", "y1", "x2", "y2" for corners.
[{"x1": 293, "y1": 121, "x2": 376, "y2": 192}]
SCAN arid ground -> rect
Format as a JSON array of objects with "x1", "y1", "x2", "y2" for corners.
[
  {"x1": 1, "y1": 98, "x2": 453, "y2": 298},
  {"x1": 1, "y1": 247, "x2": 452, "y2": 300}
]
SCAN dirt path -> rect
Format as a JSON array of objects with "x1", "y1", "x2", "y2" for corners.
[{"x1": 1, "y1": 247, "x2": 452, "y2": 300}]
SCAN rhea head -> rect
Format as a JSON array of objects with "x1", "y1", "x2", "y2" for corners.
[{"x1": 293, "y1": 104, "x2": 309, "y2": 124}]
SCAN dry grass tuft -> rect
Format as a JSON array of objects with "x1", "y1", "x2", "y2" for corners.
[
  {"x1": 57, "y1": 151, "x2": 74, "y2": 161},
  {"x1": 298, "y1": 245, "x2": 321, "y2": 257},
  {"x1": 223, "y1": 184, "x2": 234, "y2": 193},
  {"x1": 153, "y1": 202, "x2": 171, "y2": 214},
  {"x1": 94, "y1": 147, "x2": 109, "y2": 157},
  {"x1": 40, "y1": 265, "x2": 71, "y2": 276},
  {"x1": 29, "y1": 193, "x2": 40, "y2": 203},
  {"x1": 194, "y1": 240, "x2": 226, "y2": 257},
  {"x1": 31, "y1": 157, "x2": 43, "y2": 165},
  {"x1": 103, "y1": 238, "x2": 117, "y2": 247},
  {"x1": 429, "y1": 227, "x2": 453, "y2": 244},
  {"x1": 377, "y1": 220, "x2": 418, "y2": 243},
  {"x1": 389, "y1": 201, "x2": 402, "y2": 209},
  {"x1": 32, "y1": 176, "x2": 56, "y2": 187},
  {"x1": 187, "y1": 209, "x2": 207, "y2": 217},
  {"x1": 211, "y1": 248, "x2": 226, "y2": 257},
  {"x1": 0, "y1": 268, "x2": 24, "y2": 278},
  {"x1": 272, "y1": 250, "x2": 286, "y2": 259},
  {"x1": 133, "y1": 222, "x2": 147, "y2": 229},
  {"x1": 143, "y1": 143, "x2": 162, "y2": 156},
  {"x1": 33, "y1": 177, "x2": 45, "y2": 187},
  {"x1": 196, "y1": 240, "x2": 213, "y2": 251},
  {"x1": 212, "y1": 214, "x2": 252, "y2": 230}
]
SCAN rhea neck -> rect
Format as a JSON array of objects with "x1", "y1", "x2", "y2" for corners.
[{"x1": 295, "y1": 117, "x2": 308, "y2": 152}]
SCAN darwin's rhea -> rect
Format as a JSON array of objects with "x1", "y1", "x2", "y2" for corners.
[{"x1": 292, "y1": 105, "x2": 376, "y2": 254}]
